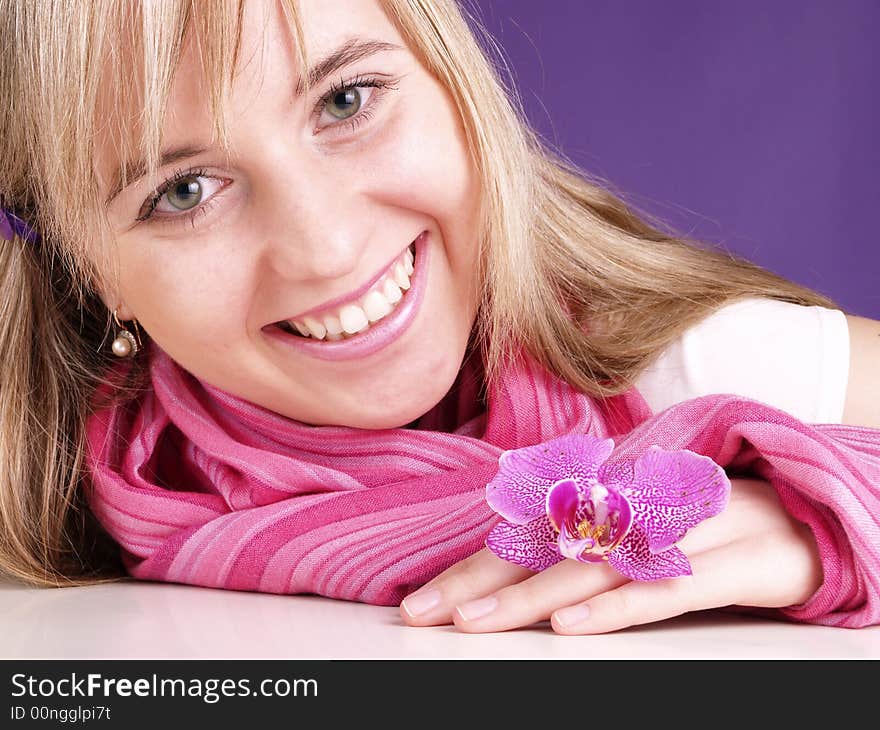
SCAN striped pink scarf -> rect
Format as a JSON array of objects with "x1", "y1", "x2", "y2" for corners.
[{"x1": 84, "y1": 339, "x2": 880, "y2": 627}]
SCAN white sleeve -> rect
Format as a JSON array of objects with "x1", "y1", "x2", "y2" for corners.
[{"x1": 632, "y1": 297, "x2": 851, "y2": 424}]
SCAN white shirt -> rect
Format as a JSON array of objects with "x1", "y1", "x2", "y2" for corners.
[{"x1": 632, "y1": 297, "x2": 851, "y2": 424}]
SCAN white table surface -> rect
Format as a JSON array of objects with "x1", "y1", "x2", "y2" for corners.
[{"x1": 2, "y1": 579, "x2": 878, "y2": 659}]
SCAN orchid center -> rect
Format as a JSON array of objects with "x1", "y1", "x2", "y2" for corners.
[{"x1": 546, "y1": 479, "x2": 634, "y2": 563}]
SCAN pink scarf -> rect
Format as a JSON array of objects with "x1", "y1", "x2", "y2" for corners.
[{"x1": 84, "y1": 338, "x2": 880, "y2": 627}]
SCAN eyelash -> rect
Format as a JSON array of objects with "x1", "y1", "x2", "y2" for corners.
[
  {"x1": 136, "y1": 166, "x2": 214, "y2": 226},
  {"x1": 136, "y1": 74, "x2": 398, "y2": 227},
  {"x1": 312, "y1": 73, "x2": 397, "y2": 131}
]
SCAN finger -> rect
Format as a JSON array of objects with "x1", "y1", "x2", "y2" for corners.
[
  {"x1": 550, "y1": 542, "x2": 745, "y2": 635},
  {"x1": 400, "y1": 548, "x2": 534, "y2": 626},
  {"x1": 452, "y1": 556, "x2": 629, "y2": 633}
]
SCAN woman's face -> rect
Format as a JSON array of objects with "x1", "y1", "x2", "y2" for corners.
[{"x1": 97, "y1": 0, "x2": 483, "y2": 428}]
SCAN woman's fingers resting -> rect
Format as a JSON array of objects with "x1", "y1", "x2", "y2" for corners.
[
  {"x1": 400, "y1": 548, "x2": 534, "y2": 625},
  {"x1": 400, "y1": 547, "x2": 629, "y2": 631},
  {"x1": 399, "y1": 477, "x2": 824, "y2": 633},
  {"x1": 552, "y1": 520, "x2": 823, "y2": 635},
  {"x1": 452, "y1": 557, "x2": 628, "y2": 633},
  {"x1": 550, "y1": 544, "x2": 743, "y2": 634}
]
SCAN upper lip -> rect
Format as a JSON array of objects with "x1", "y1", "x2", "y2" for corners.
[{"x1": 268, "y1": 239, "x2": 414, "y2": 327}]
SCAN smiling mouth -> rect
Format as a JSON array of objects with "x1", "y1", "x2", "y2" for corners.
[{"x1": 274, "y1": 241, "x2": 417, "y2": 341}]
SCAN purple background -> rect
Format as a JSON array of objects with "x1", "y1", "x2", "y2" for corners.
[{"x1": 474, "y1": 1, "x2": 878, "y2": 317}]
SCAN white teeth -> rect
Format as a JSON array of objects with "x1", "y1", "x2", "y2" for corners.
[
  {"x1": 382, "y1": 277, "x2": 402, "y2": 304},
  {"x1": 392, "y1": 262, "x2": 410, "y2": 290},
  {"x1": 302, "y1": 316, "x2": 327, "y2": 339},
  {"x1": 338, "y1": 304, "x2": 370, "y2": 334},
  {"x1": 362, "y1": 289, "x2": 393, "y2": 322},
  {"x1": 323, "y1": 314, "x2": 343, "y2": 335},
  {"x1": 283, "y1": 242, "x2": 416, "y2": 339}
]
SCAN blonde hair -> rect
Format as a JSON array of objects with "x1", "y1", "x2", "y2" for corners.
[{"x1": 0, "y1": 0, "x2": 841, "y2": 587}]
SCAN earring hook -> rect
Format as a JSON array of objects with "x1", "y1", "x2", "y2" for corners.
[{"x1": 113, "y1": 308, "x2": 143, "y2": 348}]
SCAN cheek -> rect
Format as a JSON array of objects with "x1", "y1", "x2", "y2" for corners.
[
  {"x1": 363, "y1": 87, "x2": 480, "y2": 235},
  {"x1": 119, "y1": 245, "x2": 253, "y2": 346}
]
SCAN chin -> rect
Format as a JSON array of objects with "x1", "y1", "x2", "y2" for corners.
[
  {"x1": 337, "y1": 385, "x2": 449, "y2": 430},
  {"x1": 340, "y1": 405, "x2": 431, "y2": 431}
]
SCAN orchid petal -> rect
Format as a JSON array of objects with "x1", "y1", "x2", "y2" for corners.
[
  {"x1": 546, "y1": 478, "x2": 580, "y2": 533},
  {"x1": 596, "y1": 458, "x2": 635, "y2": 493},
  {"x1": 607, "y1": 522, "x2": 692, "y2": 581},
  {"x1": 485, "y1": 518, "x2": 564, "y2": 572},
  {"x1": 486, "y1": 434, "x2": 615, "y2": 524},
  {"x1": 602, "y1": 445, "x2": 730, "y2": 553}
]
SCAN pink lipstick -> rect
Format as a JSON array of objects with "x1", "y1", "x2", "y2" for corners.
[{"x1": 264, "y1": 230, "x2": 430, "y2": 361}]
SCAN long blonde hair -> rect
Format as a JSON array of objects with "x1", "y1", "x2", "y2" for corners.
[{"x1": 0, "y1": 0, "x2": 841, "y2": 587}]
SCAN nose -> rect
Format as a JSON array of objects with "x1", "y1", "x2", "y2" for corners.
[{"x1": 260, "y1": 158, "x2": 367, "y2": 282}]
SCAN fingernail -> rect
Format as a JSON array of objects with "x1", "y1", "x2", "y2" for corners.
[
  {"x1": 456, "y1": 596, "x2": 498, "y2": 622},
  {"x1": 554, "y1": 603, "x2": 590, "y2": 628},
  {"x1": 402, "y1": 588, "x2": 441, "y2": 618}
]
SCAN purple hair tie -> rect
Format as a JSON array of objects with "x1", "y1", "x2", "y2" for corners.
[{"x1": 0, "y1": 207, "x2": 41, "y2": 244}]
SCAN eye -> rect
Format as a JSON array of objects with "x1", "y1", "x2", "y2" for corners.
[
  {"x1": 318, "y1": 81, "x2": 379, "y2": 127},
  {"x1": 323, "y1": 86, "x2": 367, "y2": 121},
  {"x1": 159, "y1": 175, "x2": 203, "y2": 212},
  {"x1": 137, "y1": 169, "x2": 226, "y2": 223}
]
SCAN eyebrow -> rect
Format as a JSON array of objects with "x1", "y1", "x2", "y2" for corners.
[
  {"x1": 104, "y1": 37, "x2": 403, "y2": 206},
  {"x1": 295, "y1": 38, "x2": 402, "y2": 96},
  {"x1": 104, "y1": 144, "x2": 211, "y2": 207}
]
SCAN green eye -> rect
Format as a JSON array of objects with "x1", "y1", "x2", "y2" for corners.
[
  {"x1": 165, "y1": 177, "x2": 202, "y2": 211},
  {"x1": 325, "y1": 87, "x2": 362, "y2": 120}
]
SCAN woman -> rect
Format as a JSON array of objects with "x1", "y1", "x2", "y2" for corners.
[{"x1": 1, "y1": 0, "x2": 878, "y2": 635}]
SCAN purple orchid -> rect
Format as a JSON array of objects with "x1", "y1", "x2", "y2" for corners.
[{"x1": 485, "y1": 434, "x2": 731, "y2": 581}]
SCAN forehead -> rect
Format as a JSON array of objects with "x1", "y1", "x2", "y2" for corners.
[
  {"x1": 170, "y1": 0, "x2": 399, "y2": 109},
  {"x1": 94, "y1": 0, "x2": 403, "y2": 198}
]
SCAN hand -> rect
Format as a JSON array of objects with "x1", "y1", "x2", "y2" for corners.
[{"x1": 399, "y1": 477, "x2": 823, "y2": 634}]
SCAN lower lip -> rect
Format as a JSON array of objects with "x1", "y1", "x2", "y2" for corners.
[{"x1": 264, "y1": 230, "x2": 430, "y2": 361}]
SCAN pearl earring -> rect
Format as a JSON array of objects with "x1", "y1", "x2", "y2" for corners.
[{"x1": 111, "y1": 309, "x2": 143, "y2": 358}]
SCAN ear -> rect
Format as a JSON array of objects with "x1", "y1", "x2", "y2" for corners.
[
  {"x1": 113, "y1": 303, "x2": 137, "y2": 322},
  {"x1": 89, "y1": 268, "x2": 136, "y2": 321},
  {"x1": 91, "y1": 281, "x2": 135, "y2": 322},
  {"x1": 96, "y1": 290, "x2": 136, "y2": 322}
]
